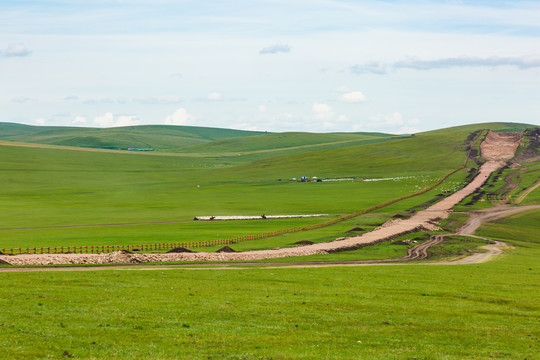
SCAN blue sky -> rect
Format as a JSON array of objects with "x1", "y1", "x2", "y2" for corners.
[{"x1": 1, "y1": 0, "x2": 539, "y2": 133}]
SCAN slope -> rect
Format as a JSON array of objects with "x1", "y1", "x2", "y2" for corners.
[
  {"x1": 0, "y1": 122, "x2": 535, "y2": 250},
  {"x1": 0, "y1": 123, "x2": 265, "y2": 152},
  {"x1": 222, "y1": 122, "x2": 535, "y2": 180}
]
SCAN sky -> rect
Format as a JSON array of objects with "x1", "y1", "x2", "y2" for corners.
[{"x1": 1, "y1": 0, "x2": 539, "y2": 134}]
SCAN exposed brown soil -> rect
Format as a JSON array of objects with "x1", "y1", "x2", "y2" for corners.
[
  {"x1": 0, "y1": 131, "x2": 525, "y2": 267},
  {"x1": 346, "y1": 227, "x2": 365, "y2": 233},
  {"x1": 293, "y1": 240, "x2": 315, "y2": 246},
  {"x1": 166, "y1": 247, "x2": 194, "y2": 253},
  {"x1": 480, "y1": 130, "x2": 522, "y2": 161},
  {"x1": 391, "y1": 240, "x2": 409, "y2": 245},
  {"x1": 216, "y1": 246, "x2": 236, "y2": 253}
]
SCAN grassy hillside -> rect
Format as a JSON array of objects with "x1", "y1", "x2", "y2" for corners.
[
  {"x1": 0, "y1": 122, "x2": 535, "y2": 250},
  {"x1": 422, "y1": 121, "x2": 533, "y2": 135},
  {"x1": 0, "y1": 123, "x2": 403, "y2": 162},
  {"x1": 177, "y1": 131, "x2": 396, "y2": 153},
  {"x1": 173, "y1": 131, "x2": 402, "y2": 163},
  {"x1": 0, "y1": 123, "x2": 265, "y2": 152},
  {"x1": 0, "y1": 139, "x2": 459, "y2": 249},
  {"x1": 224, "y1": 122, "x2": 538, "y2": 180}
]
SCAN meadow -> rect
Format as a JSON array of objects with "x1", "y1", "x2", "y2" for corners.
[
  {"x1": 0, "y1": 208, "x2": 538, "y2": 359},
  {"x1": 0, "y1": 122, "x2": 539, "y2": 359},
  {"x1": 0, "y1": 122, "x2": 486, "y2": 251}
]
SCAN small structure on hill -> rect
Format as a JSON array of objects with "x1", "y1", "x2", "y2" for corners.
[{"x1": 127, "y1": 147, "x2": 154, "y2": 151}]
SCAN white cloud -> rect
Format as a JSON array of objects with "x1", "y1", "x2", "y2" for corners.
[
  {"x1": 93, "y1": 112, "x2": 139, "y2": 127},
  {"x1": 351, "y1": 56, "x2": 540, "y2": 75},
  {"x1": 398, "y1": 126, "x2": 421, "y2": 134},
  {"x1": 339, "y1": 91, "x2": 366, "y2": 103},
  {"x1": 116, "y1": 115, "x2": 139, "y2": 127},
  {"x1": 337, "y1": 114, "x2": 350, "y2": 122},
  {"x1": 169, "y1": 72, "x2": 182, "y2": 78},
  {"x1": 64, "y1": 95, "x2": 79, "y2": 101},
  {"x1": 323, "y1": 121, "x2": 335, "y2": 129},
  {"x1": 72, "y1": 115, "x2": 87, "y2": 125},
  {"x1": 259, "y1": 44, "x2": 291, "y2": 54},
  {"x1": 35, "y1": 118, "x2": 46, "y2": 125},
  {"x1": 313, "y1": 103, "x2": 334, "y2": 120},
  {"x1": 207, "y1": 92, "x2": 223, "y2": 101},
  {"x1": 350, "y1": 62, "x2": 388, "y2": 75},
  {"x1": 394, "y1": 55, "x2": 540, "y2": 71},
  {"x1": 133, "y1": 96, "x2": 182, "y2": 104},
  {"x1": 258, "y1": 105, "x2": 267, "y2": 112},
  {"x1": 94, "y1": 112, "x2": 115, "y2": 127},
  {"x1": 369, "y1": 112, "x2": 404, "y2": 128},
  {"x1": 2, "y1": 43, "x2": 32, "y2": 57},
  {"x1": 164, "y1": 108, "x2": 194, "y2": 125},
  {"x1": 12, "y1": 96, "x2": 37, "y2": 103},
  {"x1": 84, "y1": 97, "x2": 115, "y2": 105},
  {"x1": 313, "y1": 103, "x2": 332, "y2": 113},
  {"x1": 366, "y1": 113, "x2": 422, "y2": 134},
  {"x1": 333, "y1": 86, "x2": 350, "y2": 93}
]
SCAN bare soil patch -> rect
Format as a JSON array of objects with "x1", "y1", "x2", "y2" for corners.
[
  {"x1": 166, "y1": 247, "x2": 194, "y2": 253},
  {"x1": 293, "y1": 240, "x2": 315, "y2": 246},
  {"x1": 481, "y1": 130, "x2": 523, "y2": 161},
  {"x1": 346, "y1": 227, "x2": 365, "y2": 233},
  {"x1": 216, "y1": 246, "x2": 236, "y2": 253}
]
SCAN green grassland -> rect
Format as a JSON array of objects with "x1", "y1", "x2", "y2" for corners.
[
  {"x1": 0, "y1": 122, "x2": 539, "y2": 359},
  {"x1": 174, "y1": 131, "x2": 403, "y2": 162},
  {"x1": 178, "y1": 131, "x2": 394, "y2": 154},
  {"x1": 0, "y1": 122, "x2": 536, "y2": 253},
  {"x1": 0, "y1": 209, "x2": 538, "y2": 359},
  {"x1": 511, "y1": 163, "x2": 540, "y2": 204}
]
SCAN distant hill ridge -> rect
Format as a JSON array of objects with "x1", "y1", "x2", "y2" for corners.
[
  {"x1": 0, "y1": 122, "x2": 402, "y2": 155},
  {"x1": 0, "y1": 122, "x2": 536, "y2": 166},
  {"x1": 0, "y1": 123, "x2": 266, "y2": 152}
]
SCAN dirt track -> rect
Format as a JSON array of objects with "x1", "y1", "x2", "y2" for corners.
[
  {"x1": 0, "y1": 131, "x2": 527, "y2": 267},
  {"x1": 516, "y1": 179, "x2": 540, "y2": 204},
  {"x1": 1, "y1": 205, "x2": 537, "y2": 271},
  {"x1": 456, "y1": 204, "x2": 540, "y2": 235}
]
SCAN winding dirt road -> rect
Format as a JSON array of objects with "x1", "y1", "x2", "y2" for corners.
[
  {"x1": 1, "y1": 204, "x2": 537, "y2": 271},
  {"x1": 0, "y1": 131, "x2": 528, "y2": 267}
]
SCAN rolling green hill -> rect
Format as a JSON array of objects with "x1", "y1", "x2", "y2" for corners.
[
  {"x1": 0, "y1": 123, "x2": 403, "y2": 161},
  {"x1": 0, "y1": 123, "x2": 266, "y2": 152},
  {"x1": 221, "y1": 122, "x2": 531, "y2": 180},
  {"x1": 177, "y1": 131, "x2": 396, "y2": 154},
  {"x1": 173, "y1": 131, "x2": 403, "y2": 162}
]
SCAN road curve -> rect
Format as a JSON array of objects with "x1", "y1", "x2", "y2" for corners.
[{"x1": 2, "y1": 205, "x2": 536, "y2": 272}]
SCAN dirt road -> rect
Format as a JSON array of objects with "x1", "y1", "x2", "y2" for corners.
[
  {"x1": 2, "y1": 203, "x2": 537, "y2": 271},
  {"x1": 515, "y1": 179, "x2": 540, "y2": 204},
  {"x1": 456, "y1": 204, "x2": 540, "y2": 235}
]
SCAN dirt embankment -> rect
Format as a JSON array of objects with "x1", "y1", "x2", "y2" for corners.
[
  {"x1": 0, "y1": 131, "x2": 524, "y2": 266},
  {"x1": 480, "y1": 130, "x2": 523, "y2": 161}
]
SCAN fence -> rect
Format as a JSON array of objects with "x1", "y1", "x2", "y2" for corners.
[{"x1": 2, "y1": 131, "x2": 485, "y2": 255}]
